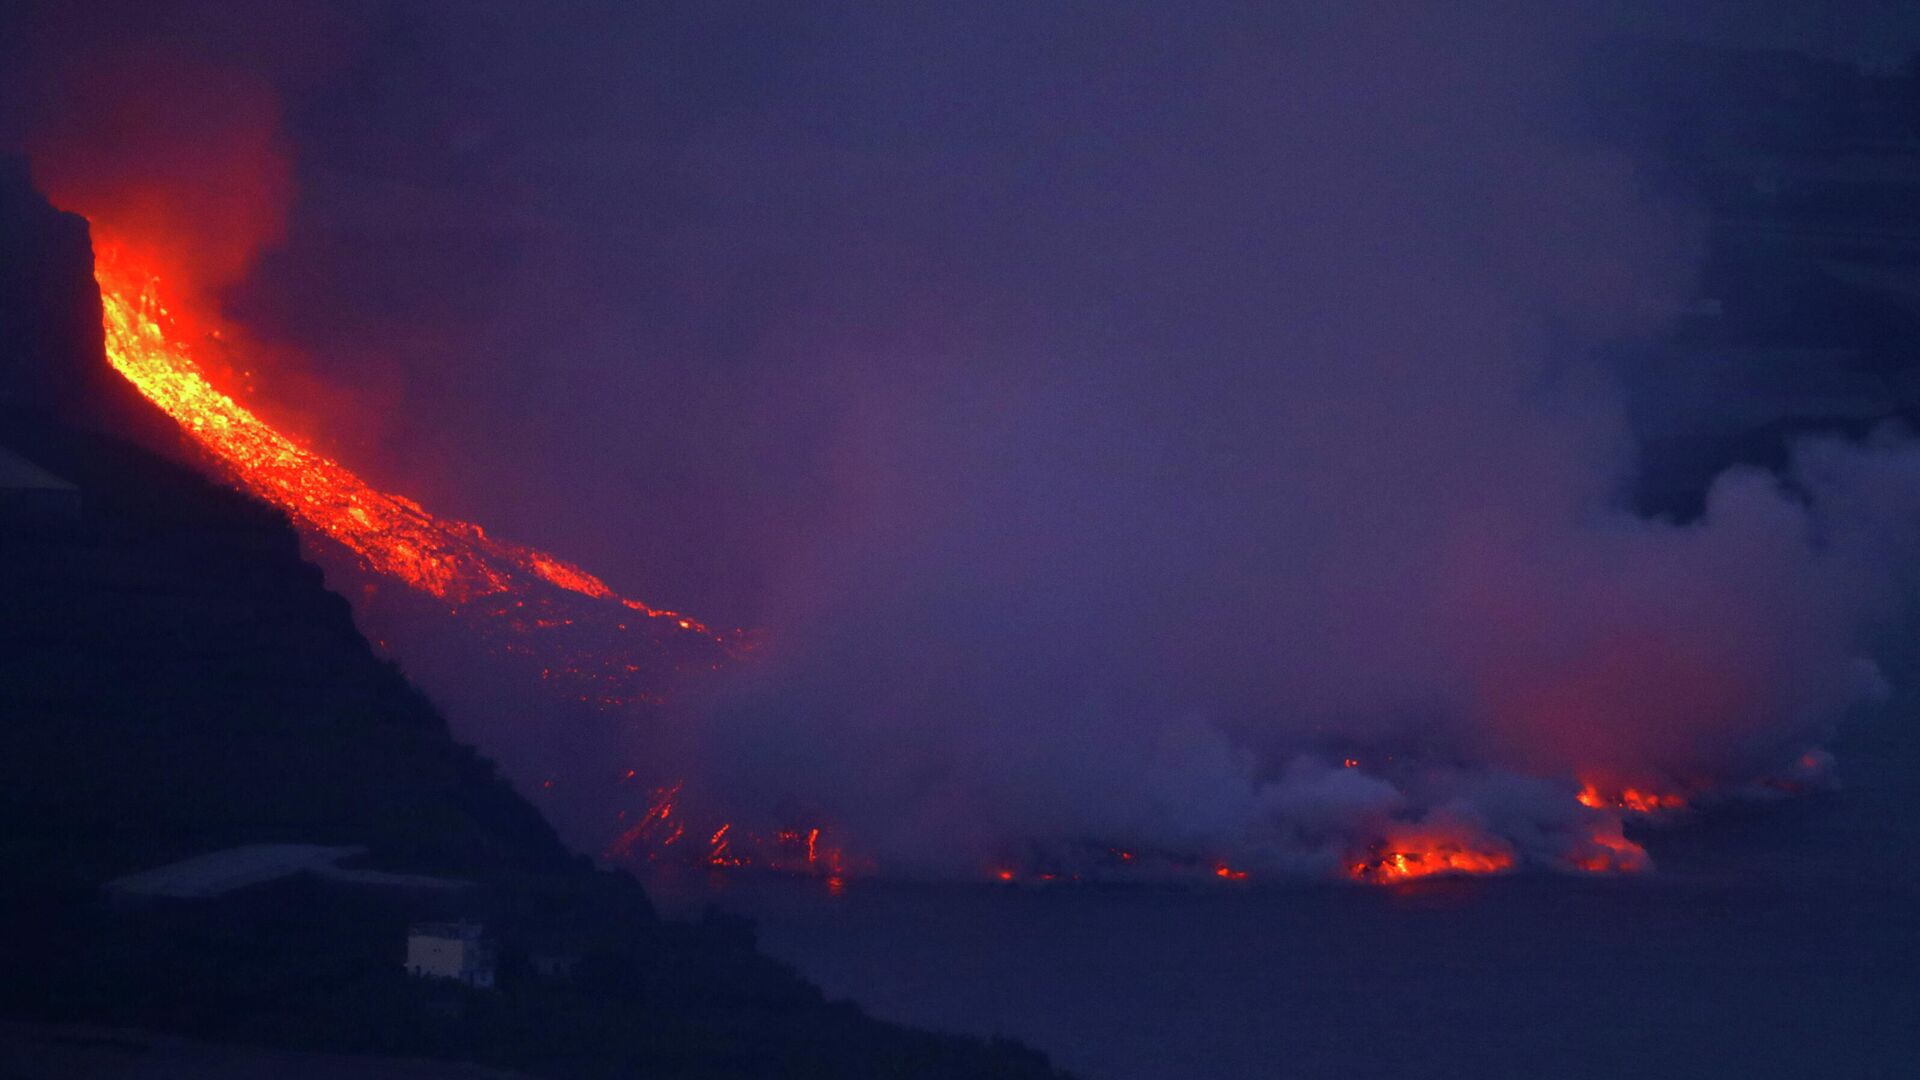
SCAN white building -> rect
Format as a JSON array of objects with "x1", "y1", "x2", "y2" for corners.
[{"x1": 405, "y1": 922, "x2": 497, "y2": 989}]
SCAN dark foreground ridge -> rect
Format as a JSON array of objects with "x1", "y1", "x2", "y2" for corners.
[{"x1": 0, "y1": 158, "x2": 1065, "y2": 1079}]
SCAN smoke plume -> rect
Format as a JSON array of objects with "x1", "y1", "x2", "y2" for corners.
[{"x1": 10, "y1": 2, "x2": 1920, "y2": 879}]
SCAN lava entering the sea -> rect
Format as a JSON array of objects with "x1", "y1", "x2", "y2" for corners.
[
  {"x1": 78, "y1": 235, "x2": 1815, "y2": 892},
  {"x1": 1348, "y1": 834, "x2": 1517, "y2": 884}
]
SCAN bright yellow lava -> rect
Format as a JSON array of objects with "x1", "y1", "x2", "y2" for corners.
[{"x1": 94, "y1": 242, "x2": 710, "y2": 631}]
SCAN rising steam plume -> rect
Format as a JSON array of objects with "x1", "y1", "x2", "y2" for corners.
[{"x1": 10, "y1": 3, "x2": 1920, "y2": 885}]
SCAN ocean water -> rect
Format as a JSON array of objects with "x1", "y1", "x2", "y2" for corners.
[{"x1": 655, "y1": 713, "x2": 1920, "y2": 1080}]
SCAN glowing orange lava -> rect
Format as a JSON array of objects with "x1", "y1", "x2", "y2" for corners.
[
  {"x1": 88, "y1": 239, "x2": 867, "y2": 880},
  {"x1": 604, "y1": 781, "x2": 686, "y2": 859},
  {"x1": 1570, "y1": 828, "x2": 1649, "y2": 874},
  {"x1": 94, "y1": 245, "x2": 719, "y2": 632},
  {"x1": 1349, "y1": 835, "x2": 1516, "y2": 883},
  {"x1": 1576, "y1": 783, "x2": 1688, "y2": 815},
  {"x1": 603, "y1": 781, "x2": 848, "y2": 877}
]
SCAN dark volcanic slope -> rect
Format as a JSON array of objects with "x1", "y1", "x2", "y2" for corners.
[
  {"x1": 0, "y1": 405, "x2": 574, "y2": 893},
  {"x1": 0, "y1": 158, "x2": 1063, "y2": 1079}
]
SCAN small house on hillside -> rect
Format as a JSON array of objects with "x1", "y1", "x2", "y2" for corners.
[{"x1": 406, "y1": 922, "x2": 497, "y2": 989}]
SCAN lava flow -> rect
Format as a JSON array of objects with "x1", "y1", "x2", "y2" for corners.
[
  {"x1": 1576, "y1": 783, "x2": 1690, "y2": 816},
  {"x1": 1348, "y1": 836, "x2": 1517, "y2": 884},
  {"x1": 95, "y1": 245, "x2": 714, "y2": 626},
  {"x1": 76, "y1": 238, "x2": 1793, "y2": 892},
  {"x1": 93, "y1": 242, "x2": 741, "y2": 711},
  {"x1": 603, "y1": 781, "x2": 852, "y2": 886},
  {"x1": 86, "y1": 239, "x2": 880, "y2": 882}
]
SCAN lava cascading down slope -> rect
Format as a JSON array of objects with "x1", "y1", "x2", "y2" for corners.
[
  {"x1": 94, "y1": 243, "x2": 754, "y2": 717},
  {"x1": 93, "y1": 243, "x2": 859, "y2": 876},
  {"x1": 95, "y1": 246, "x2": 714, "y2": 630},
  {"x1": 88, "y1": 239, "x2": 1681, "y2": 887}
]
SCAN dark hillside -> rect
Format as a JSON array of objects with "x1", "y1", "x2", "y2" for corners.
[
  {"x1": 0, "y1": 408, "x2": 576, "y2": 895},
  {"x1": 0, "y1": 158, "x2": 1063, "y2": 1079}
]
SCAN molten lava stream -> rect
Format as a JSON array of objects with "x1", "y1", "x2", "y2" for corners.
[
  {"x1": 93, "y1": 242, "x2": 721, "y2": 635},
  {"x1": 92, "y1": 240, "x2": 798, "y2": 871},
  {"x1": 1349, "y1": 840, "x2": 1516, "y2": 884},
  {"x1": 86, "y1": 240, "x2": 1678, "y2": 888},
  {"x1": 604, "y1": 782, "x2": 853, "y2": 885},
  {"x1": 1576, "y1": 782, "x2": 1688, "y2": 815}
]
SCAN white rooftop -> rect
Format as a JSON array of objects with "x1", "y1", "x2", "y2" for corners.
[
  {"x1": 104, "y1": 844, "x2": 370, "y2": 899},
  {"x1": 0, "y1": 445, "x2": 77, "y2": 492}
]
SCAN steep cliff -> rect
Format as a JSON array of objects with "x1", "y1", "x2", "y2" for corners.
[{"x1": 0, "y1": 156, "x2": 168, "y2": 442}]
